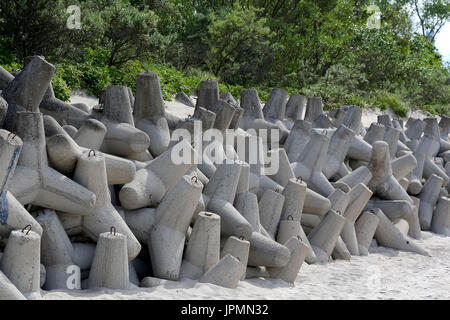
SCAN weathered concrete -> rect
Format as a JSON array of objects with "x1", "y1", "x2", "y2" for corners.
[
  {"x1": 323, "y1": 125, "x2": 355, "y2": 179},
  {"x1": 308, "y1": 210, "x2": 345, "y2": 263},
  {"x1": 248, "y1": 231, "x2": 291, "y2": 267},
  {"x1": 355, "y1": 210, "x2": 380, "y2": 256},
  {"x1": 431, "y1": 196, "x2": 450, "y2": 236},
  {"x1": 304, "y1": 97, "x2": 323, "y2": 123},
  {"x1": 72, "y1": 150, "x2": 141, "y2": 260},
  {"x1": 180, "y1": 212, "x2": 220, "y2": 279},
  {"x1": 9, "y1": 112, "x2": 96, "y2": 216},
  {"x1": 368, "y1": 141, "x2": 411, "y2": 203},
  {"x1": 195, "y1": 80, "x2": 219, "y2": 111},
  {"x1": 88, "y1": 231, "x2": 130, "y2": 289},
  {"x1": 263, "y1": 88, "x2": 287, "y2": 121},
  {"x1": 285, "y1": 93, "x2": 307, "y2": 121},
  {"x1": 292, "y1": 130, "x2": 335, "y2": 196},
  {"x1": 276, "y1": 220, "x2": 316, "y2": 264},
  {"x1": 148, "y1": 175, "x2": 203, "y2": 280},
  {"x1": 267, "y1": 236, "x2": 309, "y2": 283},
  {"x1": 120, "y1": 139, "x2": 195, "y2": 209},
  {"x1": 0, "y1": 229, "x2": 41, "y2": 298},
  {"x1": 133, "y1": 72, "x2": 171, "y2": 156},
  {"x1": 373, "y1": 208, "x2": 430, "y2": 256},
  {"x1": 221, "y1": 236, "x2": 250, "y2": 280},
  {"x1": 199, "y1": 254, "x2": 242, "y2": 289},
  {"x1": 259, "y1": 189, "x2": 285, "y2": 239},
  {"x1": 418, "y1": 174, "x2": 444, "y2": 230},
  {"x1": 73, "y1": 119, "x2": 107, "y2": 150},
  {"x1": 284, "y1": 120, "x2": 311, "y2": 162},
  {"x1": 0, "y1": 269, "x2": 26, "y2": 300}
]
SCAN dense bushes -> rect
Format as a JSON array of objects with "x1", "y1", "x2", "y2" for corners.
[{"x1": 0, "y1": 0, "x2": 449, "y2": 115}]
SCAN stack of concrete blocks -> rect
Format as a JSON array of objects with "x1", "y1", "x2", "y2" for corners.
[{"x1": 2, "y1": 55, "x2": 450, "y2": 300}]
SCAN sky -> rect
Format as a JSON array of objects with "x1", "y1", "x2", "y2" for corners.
[{"x1": 435, "y1": 22, "x2": 450, "y2": 63}]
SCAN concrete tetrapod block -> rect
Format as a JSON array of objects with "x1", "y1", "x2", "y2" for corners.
[
  {"x1": 354, "y1": 210, "x2": 380, "y2": 256},
  {"x1": 263, "y1": 88, "x2": 288, "y2": 122},
  {"x1": 267, "y1": 236, "x2": 309, "y2": 283},
  {"x1": 0, "y1": 65, "x2": 14, "y2": 90},
  {"x1": 73, "y1": 119, "x2": 107, "y2": 150},
  {"x1": 280, "y1": 178, "x2": 307, "y2": 222},
  {"x1": 303, "y1": 188, "x2": 332, "y2": 216},
  {"x1": 285, "y1": 93, "x2": 307, "y2": 121},
  {"x1": 0, "y1": 130, "x2": 43, "y2": 237},
  {"x1": 267, "y1": 148, "x2": 297, "y2": 187},
  {"x1": 0, "y1": 270, "x2": 27, "y2": 300},
  {"x1": 304, "y1": 97, "x2": 323, "y2": 123},
  {"x1": 203, "y1": 163, "x2": 253, "y2": 240},
  {"x1": 307, "y1": 210, "x2": 346, "y2": 263},
  {"x1": 408, "y1": 135, "x2": 434, "y2": 195},
  {"x1": 36, "y1": 209, "x2": 80, "y2": 290},
  {"x1": 2, "y1": 56, "x2": 55, "y2": 129},
  {"x1": 331, "y1": 236, "x2": 351, "y2": 261},
  {"x1": 312, "y1": 114, "x2": 333, "y2": 129},
  {"x1": 247, "y1": 231, "x2": 291, "y2": 267},
  {"x1": 258, "y1": 189, "x2": 285, "y2": 239},
  {"x1": 221, "y1": 236, "x2": 250, "y2": 280},
  {"x1": 342, "y1": 105, "x2": 364, "y2": 135},
  {"x1": 391, "y1": 152, "x2": 417, "y2": 181},
  {"x1": 276, "y1": 220, "x2": 316, "y2": 264},
  {"x1": 423, "y1": 118, "x2": 441, "y2": 156},
  {"x1": 133, "y1": 72, "x2": 171, "y2": 156},
  {"x1": 367, "y1": 141, "x2": 412, "y2": 203},
  {"x1": 372, "y1": 208, "x2": 430, "y2": 256},
  {"x1": 195, "y1": 80, "x2": 219, "y2": 111},
  {"x1": 347, "y1": 135, "x2": 373, "y2": 163},
  {"x1": 364, "y1": 123, "x2": 385, "y2": 146},
  {"x1": 95, "y1": 85, "x2": 150, "y2": 157},
  {"x1": 383, "y1": 126, "x2": 400, "y2": 159},
  {"x1": 340, "y1": 183, "x2": 373, "y2": 255},
  {"x1": 291, "y1": 130, "x2": 335, "y2": 196},
  {"x1": 8, "y1": 112, "x2": 96, "y2": 216},
  {"x1": 212, "y1": 100, "x2": 237, "y2": 131},
  {"x1": 120, "y1": 139, "x2": 196, "y2": 210},
  {"x1": 148, "y1": 175, "x2": 203, "y2": 280},
  {"x1": 119, "y1": 207, "x2": 156, "y2": 243},
  {"x1": 180, "y1": 212, "x2": 220, "y2": 280},
  {"x1": 88, "y1": 231, "x2": 130, "y2": 290},
  {"x1": 336, "y1": 165, "x2": 372, "y2": 190},
  {"x1": 393, "y1": 219, "x2": 409, "y2": 236},
  {"x1": 366, "y1": 198, "x2": 420, "y2": 240},
  {"x1": 431, "y1": 196, "x2": 450, "y2": 236},
  {"x1": 0, "y1": 96, "x2": 7, "y2": 128},
  {"x1": 0, "y1": 229, "x2": 41, "y2": 299},
  {"x1": 284, "y1": 120, "x2": 311, "y2": 163},
  {"x1": 238, "y1": 89, "x2": 288, "y2": 142},
  {"x1": 418, "y1": 174, "x2": 444, "y2": 230},
  {"x1": 62, "y1": 125, "x2": 78, "y2": 138},
  {"x1": 43, "y1": 115, "x2": 136, "y2": 185},
  {"x1": 175, "y1": 91, "x2": 195, "y2": 108},
  {"x1": 72, "y1": 150, "x2": 141, "y2": 260},
  {"x1": 199, "y1": 254, "x2": 242, "y2": 289},
  {"x1": 323, "y1": 125, "x2": 355, "y2": 179},
  {"x1": 234, "y1": 191, "x2": 260, "y2": 233},
  {"x1": 405, "y1": 118, "x2": 426, "y2": 141},
  {"x1": 408, "y1": 196, "x2": 422, "y2": 239}
]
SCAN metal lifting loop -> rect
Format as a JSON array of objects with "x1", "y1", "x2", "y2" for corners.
[
  {"x1": 191, "y1": 176, "x2": 198, "y2": 183},
  {"x1": 110, "y1": 226, "x2": 116, "y2": 236},
  {"x1": 297, "y1": 235, "x2": 302, "y2": 241},
  {"x1": 287, "y1": 215, "x2": 293, "y2": 221},
  {"x1": 205, "y1": 212, "x2": 212, "y2": 217},
  {"x1": 88, "y1": 150, "x2": 96, "y2": 158},
  {"x1": 239, "y1": 236, "x2": 244, "y2": 240},
  {"x1": 21, "y1": 225, "x2": 32, "y2": 235},
  {"x1": 7, "y1": 132, "x2": 17, "y2": 141},
  {"x1": 296, "y1": 176, "x2": 303, "y2": 183}
]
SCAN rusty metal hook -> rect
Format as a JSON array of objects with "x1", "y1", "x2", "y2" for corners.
[
  {"x1": 21, "y1": 225, "x2": 32, "y2": 236},
  {"x1": 110, "y1": 226, "x2": 116, "y2": 236},
  {"x1": 88, "y1": 150, "x2": 96, "y2": 158},
  {"x1": 205, "y1": 212, "x2": 212, "y2": 217},
  {"x1": 191, "y1": 176, "x2": 198, "y2": 184},
  {"x1": 287, "y1": 215, "x2": 294, "y2": 221}
]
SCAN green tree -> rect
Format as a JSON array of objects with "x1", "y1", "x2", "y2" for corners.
[
  {"x1": 412, "y1": 0, "x2": 450, "y2": 42},
  {"x1": 205, "y1": 5, "x2": 273, "y2": 85}
]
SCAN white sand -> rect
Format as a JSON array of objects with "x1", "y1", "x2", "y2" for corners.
[
  {"x1": 42, "y1": 232, "x2": 450, "y2": 300},
  {"x1": 56, "y1": 92, "x2": 449, "y2": 300}
]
